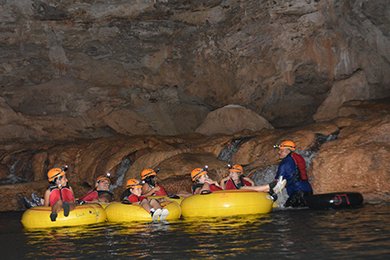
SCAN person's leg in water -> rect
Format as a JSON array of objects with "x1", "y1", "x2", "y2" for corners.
[{"x1": 285, "y1": 191, "x2": 312, "y2": 207}]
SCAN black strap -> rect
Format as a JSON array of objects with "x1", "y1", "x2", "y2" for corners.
[
  {"x1": 191, "y1": 183, "x2": 203, "y2": 193},
  {"x1": 120, "y1": 189, "x2": 132, "y2": 201},
  {"x1": 97, "y1": 190, "x2": 113, "y2": 196}
]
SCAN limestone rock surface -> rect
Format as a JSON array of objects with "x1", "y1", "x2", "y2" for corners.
[
  {"x1": 195, "y1": 105, "x2": 274, "y2": 136},
  {"x1": 0, "y1": 0, "x2": 389, "y2": 143},
  {"x1": 1, "y1": 103, "x2": 389, "y2": 211},
  {"x1": 0, "y1": 1, "x2": 389, "y2": 211}
]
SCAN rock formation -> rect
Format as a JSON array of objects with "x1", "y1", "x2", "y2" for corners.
[
  {"x1": 1, "y1": 0, "x2": 389, "y2": 142},
  {"x1": 0, "y1": 0, "x2": 389, "y2": 211},
  {"x1": 195, "y1": 104, "x2": 273, "y2": 135},
  {"x1": 1, "y1": 100, "x2": 389, "y2": 211}
]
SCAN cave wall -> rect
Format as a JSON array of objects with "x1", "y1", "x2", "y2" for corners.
[
  {"x1": 1, "y1": 104, "x2": 389, "y2": 211},
  {"x1": 0, "y1": 0, "x2": 389, "y2": 143}
]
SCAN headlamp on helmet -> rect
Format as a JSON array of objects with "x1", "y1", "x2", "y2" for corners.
[
  {"x1": 274, "y1": 140, "x2": 296, "y2": 151},
  {"x1": 126, "y1": 179, "x2": 142, "y2": 189},
  {"x1": 228, "y1": 164, "x2": 243, "y2": 174},
  {"x1": 47, "y1": 165, "x2": 68, "y2": 182},
  {"x1": 96, "y1": 172, "x2": 111, "y2": 184},
  {"x1": 140, "y1": 168, "x2": 159, "y2": 180},
  {"x1": 191, "y1": 165, "x2": 208, "y2": 181}
]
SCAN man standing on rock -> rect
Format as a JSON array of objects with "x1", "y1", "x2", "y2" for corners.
[{"x1": 274, "y1": 140, "x2": 313, "y2": 207}]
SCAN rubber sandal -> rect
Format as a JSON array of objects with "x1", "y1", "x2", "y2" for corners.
[
  {"x1": 152, "y1": 208, "x2": 162, "y2": 222},
  {"x1": 160, "y1": 209, "x2": 169, "y2": 221},
  {"x1": 50, "y1": 212, "x2": 57, "y2": 222},
  {"x1": 63, "y1": 202, "x2": 70, "y2": 217}
]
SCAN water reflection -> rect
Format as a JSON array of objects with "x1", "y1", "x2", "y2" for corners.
[
  {"x1": 11, "y1": 205, "x2": 390, "y2": 258},
  {"x1": 308, "y1": 206, "x2": 390, "y2": 258},
  {"x1": 267, "y1": 206, "x2": 390, "y2": 259},
  {"x1": 25, "y1": 223, "x2": 108, "y2": 258},
  {"x1": 181, "y1": 214, "x2": 271, "y2": 235},
  {"x1": 23, "y1": 214, "x2": 273, "y2": 258},
  {"x1": 178, "y1": 215, "x2": 273, "y2": 258}
]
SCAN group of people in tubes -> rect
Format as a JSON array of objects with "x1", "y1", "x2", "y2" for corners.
[{"x1": 35, "y1": 140, "x2": 313, "y2": 222}]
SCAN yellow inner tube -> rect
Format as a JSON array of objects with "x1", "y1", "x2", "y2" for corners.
[
  {"x1": 147, "y1": 195, "x2": 184, "y2": 205},
  {"x1": 105, "y1": 200, "x2": 181, "y2": 223},
  {"x1": 21, "y1": 203, "x2": 107, "y2": 229},
  {"x1": 181, "y1": 190, "x2": 274, "y2": 218}
]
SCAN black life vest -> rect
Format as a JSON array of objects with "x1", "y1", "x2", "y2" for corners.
[
  {"x1": 120, "y1": 189, "x2": 132, "y2": 201},
  {"x1": 191, "y1": 183, "x2": 204, "y2": 194},
  {"x1": 48, "y1": 183, "x2": 70, "y2": 191},
  {"x1": 97, "y1": 190, "x2": 113, "y2": 197}
]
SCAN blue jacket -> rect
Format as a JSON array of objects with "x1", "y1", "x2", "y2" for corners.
[{"x1": 275, "y1": 154, "x2": 313, "y2": 196}]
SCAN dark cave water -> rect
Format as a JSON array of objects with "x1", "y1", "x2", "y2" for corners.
[{"x1": 1, "y1": 204, "x2": 389, "y2": 259}]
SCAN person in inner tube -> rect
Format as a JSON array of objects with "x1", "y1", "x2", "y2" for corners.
[
  {"x1": 140, "y1": 168, "x2": 168, "y2": 197},
  {"x1": 191, "y1": 166, "x2": 222, "y2": 195},
  {"x1": 274, "y1": 140, "x2": 313, "y2": 207},
  {"x1": 44, "y1": 165, "x2": 76, "y2": 222},
  {"x1": 78, "y1": 174, "x2": 113, "y2": 204},
  {"x1": 220, "y1": 164, "x2": 287, "y2": 201},
  {"x1": 121, "y1": 178, "x2": 169, "y2": 221}
]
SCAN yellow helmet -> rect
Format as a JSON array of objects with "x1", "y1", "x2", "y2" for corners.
[
  {"x1": 274, "y1": 140, "x2": 296, "y2": 151},
  {"x1": 126, "y1": 179, "x2": 142, "y2": 189},
  {"x1": 140, "y1": 168, "x2": 157, "y2": 180},
  {"x1": 47, "y1": 167, "x2": 66, "y2": 182},
  {"x1": 229, "y1": 164, "x2": 243, "y2": 174},
  {"x1": 191, "y1": 167, "x2": 208, "y2": 181}
]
